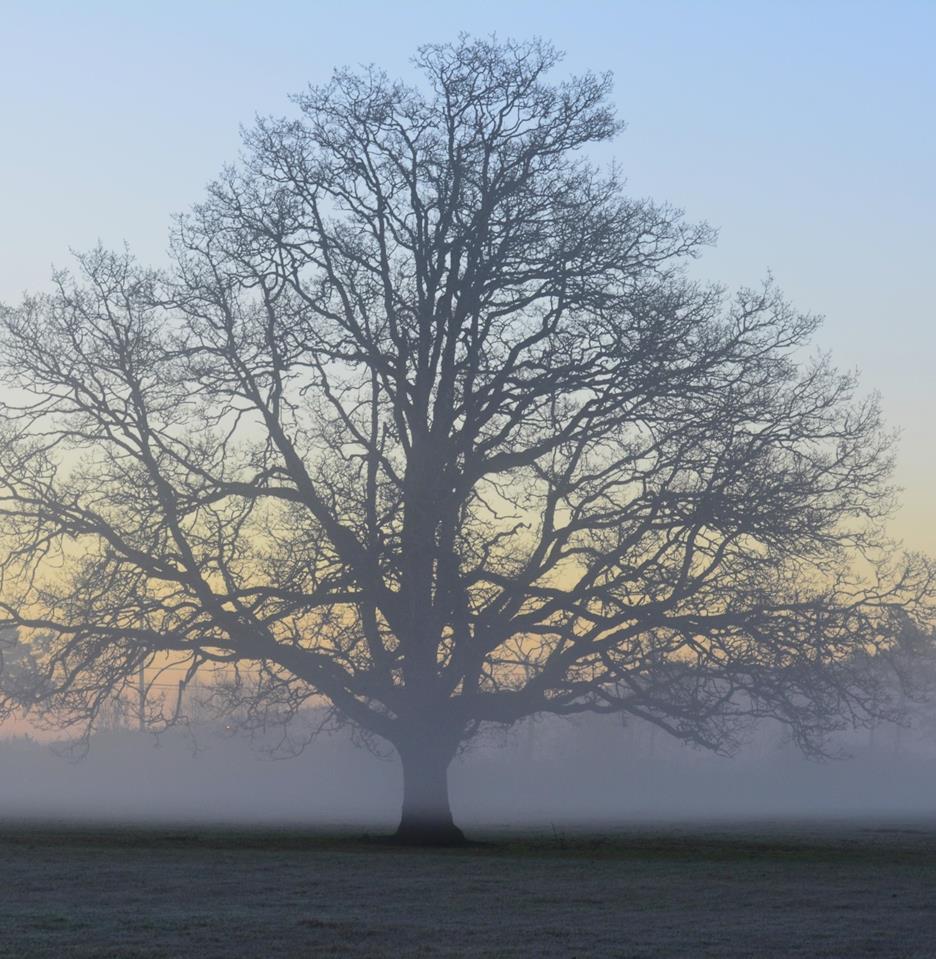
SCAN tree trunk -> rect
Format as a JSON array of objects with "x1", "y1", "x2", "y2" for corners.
[{"x1": 394, "y1": 741, "x2": 465, "y2": 845}]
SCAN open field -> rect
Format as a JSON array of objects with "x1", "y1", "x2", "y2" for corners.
[{"x1": 1, "y1": 821, "x2": 935, "y2": 958}]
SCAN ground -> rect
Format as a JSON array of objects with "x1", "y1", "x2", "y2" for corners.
[{"x1": 1, "y1": 821, "x2": 935, "y2": 958}]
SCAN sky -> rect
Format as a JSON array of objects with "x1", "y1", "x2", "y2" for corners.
[{"x1": 1, "y1": 0, "x2": 934, "y2": 549}]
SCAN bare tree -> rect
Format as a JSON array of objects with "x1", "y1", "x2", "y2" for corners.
[{"x1": 0, "y1": 37, "x2": 932, "y2": 843}]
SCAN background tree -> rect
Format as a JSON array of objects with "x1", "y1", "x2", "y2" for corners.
[
  {"x1": 0, "y1": 628, "x2": 46, "y2": 708},
  {"x1": 0, "y1": 37, "x2": 932, "y2": 843}
]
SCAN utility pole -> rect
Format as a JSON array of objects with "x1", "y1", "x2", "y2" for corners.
[{"x1": 137, "y1": 662, "x2": 145, "y2": 732}]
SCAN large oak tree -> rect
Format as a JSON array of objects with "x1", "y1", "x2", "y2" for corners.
[{"x1": 0, "y1": 38, "x2": 932, "y2": 843}]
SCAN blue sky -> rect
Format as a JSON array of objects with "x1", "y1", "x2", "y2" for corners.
[{"x1": 1, "y1": 0, "x2": 933, "y2": 546}]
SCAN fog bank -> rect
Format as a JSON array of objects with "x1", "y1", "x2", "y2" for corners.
[{"x1": 2, "y1": 712, "x2": 935, "y2": 829}]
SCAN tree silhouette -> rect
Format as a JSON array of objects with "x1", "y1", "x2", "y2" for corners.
[{"x1": 0, "y1": 37, "x2": 932, "y2": 843}]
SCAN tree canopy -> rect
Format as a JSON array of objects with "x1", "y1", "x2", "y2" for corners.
[{"x1": 0, "y1": 37, "x2": 932, "y2": 842}]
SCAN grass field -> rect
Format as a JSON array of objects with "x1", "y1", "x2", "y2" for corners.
[{"x1": 1, "y1": 821, "x2": 935, "y2": 958}]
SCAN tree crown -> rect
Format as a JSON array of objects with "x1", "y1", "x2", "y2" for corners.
[{"x1": 0, "y1": 37, "x2": 932, "y2": 759}]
